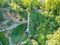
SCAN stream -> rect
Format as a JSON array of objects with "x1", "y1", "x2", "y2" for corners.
[
  {"x1": 0, "y1": 8, "x2": 30, "y2": 45},
  {"x1": 25, "y1": 11, "x2": 31, "y2": 38}
]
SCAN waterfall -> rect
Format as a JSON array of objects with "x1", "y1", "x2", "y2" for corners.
[{"x1": 25, "y1": 11, "x2": 31, "y2": 38}]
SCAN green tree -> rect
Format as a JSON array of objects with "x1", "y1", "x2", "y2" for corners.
[
  {"x1": 0, "y1": 0, "x2": 6, "y2": 7},
  {"x1": 45, "y1": 0, "x2": 60, "y2": 15},
  {"x1": 46, "y1": 28, "x2": 60, "y2": 45}
]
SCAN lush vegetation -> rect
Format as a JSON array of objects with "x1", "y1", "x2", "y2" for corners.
[
  {"x1": 11, "y1": 23, "x2": 27, "y2": 43},
  {"x1": 0, "y1": 10, "x2": 4, "y2": 22},
  {"x1": 46, "y1": 28, "x2": 60, "y2": 45},
  {"x1": 0, "y1": 0, "x2": 60, "y2": 45},
  {"x1": 0, "y1": 32, "x2": 9, "y2": 45},
  {"x1": 45, "y1": 0, "x2": 60, "y2": 15},
  {"x1": 29, "y1": 10, "x2": 59, "y2": 45}
]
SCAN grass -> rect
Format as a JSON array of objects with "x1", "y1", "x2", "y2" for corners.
[
  {"x1": 0, "y1": 32, "x2": 9, "y2": 45},
  {"x1": 11, "y1": 23, "x2": 27, "y2": 43}
]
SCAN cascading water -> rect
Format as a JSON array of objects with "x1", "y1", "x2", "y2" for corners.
[{"x1": 25, "y1": 11, "x2": 31, "y2": 38}]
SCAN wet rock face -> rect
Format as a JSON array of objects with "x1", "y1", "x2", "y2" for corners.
[{"x1": 0, "y1": 41, "x2": 3, "y2": 45}]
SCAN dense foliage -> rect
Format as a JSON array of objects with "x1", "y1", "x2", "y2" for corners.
[
  {"x1": 0, "y1": 10, "x2": 4, "y2": 22},
  {"x1": 11, "y1": 23, "x2": 27, "y2": 43},
  {"x1": 0, "y1": 0, "x2": 60, "y2": 45},
  {"x1": 45, "y1": 0, "x2": 60, "y2": 15},
  {"x1": 0, "y1": 32, "x2": 9, "y2": 45},
  {"x1": 46, "y1": 28, "x2": 60, "y2": 45},
  {"x1": 30, "y1": 10, "x2": 59, "y2": 45}
]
